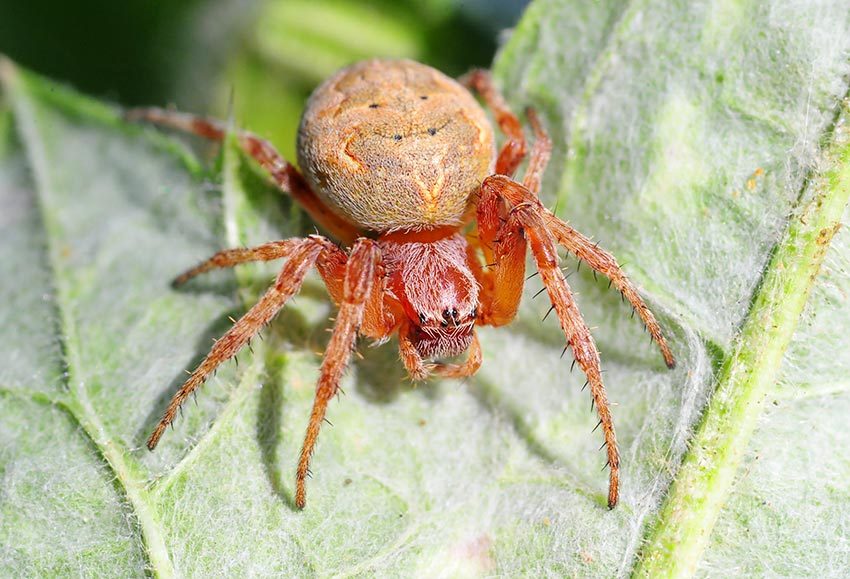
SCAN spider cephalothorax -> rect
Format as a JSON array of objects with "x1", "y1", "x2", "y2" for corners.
[
  {"x1": 380, "y1": 230, "x2": 479, "y2": 359},
  {"x1": 129, "y1": 59, "x2": 675, "y2": 510}
]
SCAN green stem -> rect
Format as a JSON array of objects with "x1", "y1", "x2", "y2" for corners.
[{"x1": 634, "y1": 104, "x2": 850, "y2": 576}]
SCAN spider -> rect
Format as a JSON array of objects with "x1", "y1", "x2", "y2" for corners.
[{"x1": 128, "y1": 59, "x2": 675, "y2": 510}]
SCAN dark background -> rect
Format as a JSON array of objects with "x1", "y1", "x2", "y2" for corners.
[{"x1": 0, "y1": 0, "x2": 528, "y2": 105}]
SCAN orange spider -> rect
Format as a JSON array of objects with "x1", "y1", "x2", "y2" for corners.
[{"x1": 128, "y1": 59, "x2": 674, "y2": 509}]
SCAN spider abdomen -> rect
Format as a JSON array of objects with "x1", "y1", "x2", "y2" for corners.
[{"x1": 297, "y1": 59, "x2": 495, "y2": 232}]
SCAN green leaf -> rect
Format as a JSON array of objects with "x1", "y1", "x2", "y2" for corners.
[
  {"x1": 1, "y1": 0, "x2": 850, "y2": 575},
  {"x1": 495, "y1": 0, "x2": 850, "y2": 574}
]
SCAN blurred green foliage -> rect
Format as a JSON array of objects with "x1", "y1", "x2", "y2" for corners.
[
  {"x1": 0, "y1": 0, "x2": 206, "y2": 104},
  {"x1": 0, "y1": 0, "x2": 526, "y2": 159},
  {"x1": 213, "y1": 0, "x2": 509, "y2": 161}
]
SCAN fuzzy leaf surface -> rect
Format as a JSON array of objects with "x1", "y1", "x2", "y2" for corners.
[{"x1": 2, "y1": 0, "x2": 850, "y2": 575}]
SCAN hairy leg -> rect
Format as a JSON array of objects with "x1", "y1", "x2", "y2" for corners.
[
  {"x1": 398, "y1": 325, "x2": 435, "y2": 382},
  {"x1": 483, "y1": 171, "x2": 675, "y2": 369},
  {"x1": 481, "y1": 176, "x2": 623, "y2": 508},
  {"x1": 522, "y1": 108, "x2": 552, "y2": 194},
  {"x1": 460, "y1": 70, "x2": 526, "y2": 177},
  {"x1": 398, "y1": 326, "x2": 482, "y2": 380},
  {"x1": 473, "y1": 190, "x2": 527, "y2": 326},
  {"x1": 543, "y1": 215, "x2": 675, "y2": 368},
  {"x1": 173, "y1": 240, "x2": 300, "y2": 286},
  {"x1": 296, "y1": 239, "x2": 381, "y2": 508},
  {"x1": 470, "y1": 106, "x2": 551, "y2": 326},
  {"x1": 147, "y1": 235, "x2": 338, "y2": 450},
  {"x1": 125, "y1": 107, "x2": 361, "y2": 244},
  {"x1": 519, "y1": 206, "x2": 620, "y2": 508},
  {"x1": 433, "y1": 332, "x2": 482, "y2": 378}
]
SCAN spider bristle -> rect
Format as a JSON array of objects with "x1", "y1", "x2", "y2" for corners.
[
  {"x1": 570, "y1": 359, "x2": 577, "y2": 373},
  {"x1": 608, "y1": 279, "x2": 613, "y2": 289},
  {"x1": 526, "y1": 271, "x2": 540, "y2": 281},
  {"x1": 532, "y1": 286, "x2": 547, "y2": 299},
  {"x1": 561, "y1": 346, "x2": 569, "y2": 359},
  {"x1": 592, "y1": 419, "x2": 602, "y2": 432},
  {"x1": 602, "y1": 460, "x2": 610, "y2": 471},
  {"x1": 599, "y1": 440, "x2": 607, "y2": 451},
  {"x1": 323, "y1": 417, "x2": 334, "y2": 427},
  {"x1": 542, "y1": 304, "x2": 556, "y2": 322},
  {"x1": 228, "y1": 315, "x2": 237, "y2": 324},
  {"x1": 582, "y1": 380, "x2": 589, "y2": 392}
]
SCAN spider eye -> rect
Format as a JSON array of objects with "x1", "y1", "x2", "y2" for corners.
[
  {"x1": 418, "y1": 313, "x2": 426, "y2": 324},
  {"x1": 450, "y1": 308, "x2": 458, "y2": 320}
]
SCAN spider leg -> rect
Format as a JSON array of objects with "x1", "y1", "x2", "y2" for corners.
[
  {"x1": 147, "y1": 235, "x2": 337, "y2": 450},
  {"x1": 502, "y1": 109, "x2": 673, "y2": 368},
  {"x1": 295, "y1": 239, "x2": 381, "y2": 509},
  {"x1": 432, "y1": 331, "x2": 483, "y2": 378},
  {"x1": 125, "y1": 107, "x2": 361, "y2": 244},
  {"x1": 481, "y1": 176, "x2": 621, "y2": 508},
  {"x1": 398, "y1": 324, "x2": 436, "y2": 382},
  {"x1": 484, "y1": 174, "x2": 676, "y2": 370},
  {"x1": 467, "y1": 105, "x2": 551, "y2": 326},
  {"x1": 173, "y1": 239, "x2": 300, "y2": 286},
  {"x1": 473, "y1": 187, "x2": 527, "y2": 326},
  {"x1": 543, "y1": 214, "x2": 675, "y2": 368},
  {"x1": 397, "y1": 327, "x2": 482, "y2": 381},
  {"x1": 524, "y1": 208, "x2": 620, "y2": 508},
  {"x1": 522, "y1": 107, "x2": 552, "y2": 195},
  {"x1": 460, "y1": 70, "x2": 526, "y2": 177}
]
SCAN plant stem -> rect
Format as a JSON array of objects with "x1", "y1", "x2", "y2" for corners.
[{"x1": 634, "y1": 105, "x2": 850, "y2": 577}]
